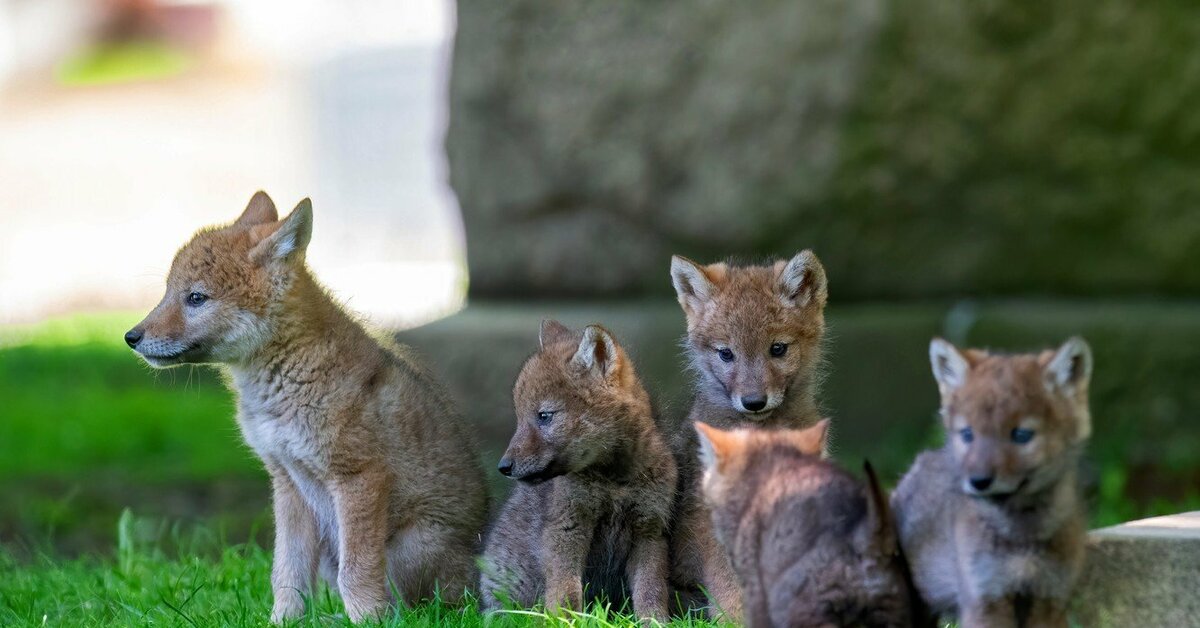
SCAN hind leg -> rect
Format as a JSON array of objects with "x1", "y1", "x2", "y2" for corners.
[{"x1": 387, "y1": 523, "x2": 478, "y2": 606}]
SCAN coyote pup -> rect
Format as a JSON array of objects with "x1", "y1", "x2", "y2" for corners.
[
  {"x1": 696, "y1": 420, "x2": 917, "y2": 628},
  {"x1": 892, "y1": 337, "x2": 1093, "y2": 627},
  {"x1": 480, "y1": 321, "x2": 677, "y2": 621},
  {"x1": 126, "y1": 193, "x2": 488, "y2": 622},
  {"x1": 668, "y1": 252, "x2": 829, "y2": 619}
]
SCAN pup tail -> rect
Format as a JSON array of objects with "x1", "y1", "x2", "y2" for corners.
[{"x1": 862, "y1": 459, "x2": 936, "y2": 628}]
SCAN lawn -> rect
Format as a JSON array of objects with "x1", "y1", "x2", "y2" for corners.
[{"x1": 0, "y1": 512, "x2": 721, "y2": 627}]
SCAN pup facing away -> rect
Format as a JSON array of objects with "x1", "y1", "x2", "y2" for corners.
[
  {"x1": 480, "y1": 321, "x2": 677, "y2": 621},
  {"x1": 697, "y1": 421, "x2": 918, "y2": 628},
  {"x1": 667, "y1": 251, "x2": 829, "y2": 619},
  {"x1": 126, "y1": 193, "x2": 488, "y2": 623},
  {"x1": 892, "y1": 337, "x2": 1093, "y2": 627}
]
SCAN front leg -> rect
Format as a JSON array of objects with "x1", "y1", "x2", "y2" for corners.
[
  {"x1": 626, "y1": 533, "x2": 669, "y2": 622},
  {"x1": 542, "y1": 487, "x2": 599, "y2": 615},
  {"x1": 268, "y1": 465, "x2": 320, "y2": 623},
  {"x1": 331, "y1": 465, "x2": 391, "y2": 622}
]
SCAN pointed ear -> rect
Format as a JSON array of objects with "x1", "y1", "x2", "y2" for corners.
[
  {"x1": 539, "y1": 319, "x2": 572, "y2": 350},
  {"x1": 930, "y1": 338, "x2": 971, "y2": 396},
  {"x1": 571, "y1": 325, "x2": 621, "y2": 379},
  {"x1": 236, "y1": 191, "x2": 278, "y2": 226},
  {"x1": 776, "y1": 250, "x2": 827, "y2": 308},
  {"x1": 671, "y1": 256, "x2": 719, "y2": 318},
  {"x1": 251, "y1": 198, "x2": 313, "y2": 264},
  {"x1": 695, "y1": 422, "x2": 746, "y2": 475},
  {"x1": 784, "y1": 418, "x2": 830, "y2": 456},
  {"x1": 1044, "y1": 336, "x2": 1092, "y2": 394}
]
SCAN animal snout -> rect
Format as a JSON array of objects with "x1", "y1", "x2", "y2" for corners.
[
  {"x1": 741, "y1": 395, "x2": 768, "y2": 413},
  {"x1": 969, "y1": 475, "x2": 994, "y2": 492},
  {"x1": 497, "y1": 457, "x2": 514, "y2": 477},
  {"x1": 124, "y1": 328, "x2": 144, "y2": 348}
]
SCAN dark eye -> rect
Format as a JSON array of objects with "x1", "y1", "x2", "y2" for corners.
[
  {"x1": 1011, "y1": 428, "x2": 1035, "y2": 444},
  {"x1": 186, "y1": 292, "x2": 209, "y2": 307},
  {"x1": 960, "y1": 427, "x2": 974, "y2": 444},
  {"x1": 536, "y1": 410, "x2": 555, "y2": 425},
  {"x1": 769, "y1": 342, "x2": 788, "y2": 358},
  {"x1": 717, "y1": 348, "x2": 735, "y2": 363}
]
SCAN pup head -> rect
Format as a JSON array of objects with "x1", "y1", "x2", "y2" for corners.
[
  {"x1": 695, "y1": 419, "x2": 829, "y2": 506},
  {"x1": 929, "y1": 337, "x2": 1093, "y2": 501},
  {"x1": 125, "y1": 192, "x2": 313, "y2": 368},
  {"x1": 498, "y1": 320, "x2": 646, "y2": 483},
  {"x1": 671, "y1": 251, "x2": 827, "y2": 420}
]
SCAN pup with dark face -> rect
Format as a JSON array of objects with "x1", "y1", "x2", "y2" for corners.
[
  {"x1": 667, "y1": 251, "x2": 829, "y2": 620},
  {"x1": 697, "y1": 420, "x2": 918, "y2": 628},
  {"x1": 126, "y1": 193, "x2": 489, "y2": 623},
  {"x1": 892, "y1": 337, "x2": 1093, "y2": 627},
  {"x1": 480, "y1": 321, "x2": 677, "y2": 621}
]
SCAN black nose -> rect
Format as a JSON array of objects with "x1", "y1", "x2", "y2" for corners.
[
  {"x1": 741, "y1": 395, "x2": 768, "y2": 412},
  {"x1": 124, "y1": 329, "x2": 144, "y2": 348},
  {"x1": 497, "y1": 458, "x2": 514, "y2": 477},
  {"x1": 969, "y1": 476, "x2": 994, "y2": 491}
]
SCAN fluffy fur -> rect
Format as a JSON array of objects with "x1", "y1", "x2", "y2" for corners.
[
  {"x1": 892, "y1": 337, "x2": 1093, "y2": 627},
  {"x1": 127, "y1": 192, "x2": 489, "y2": 622},
  {"x1": 667, "y1": 252, "x2": 830, "y2": 620},
  {"x1": 480, "y1": 321, "x2": 677, "y2": 622},
  {"x1": 696, "y1": 421, "x2": 918, "y2": 628}
]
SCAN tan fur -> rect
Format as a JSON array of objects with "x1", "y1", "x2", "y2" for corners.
[
  {"x1": 127, "y1": 192, "x2": 489, "y2": 623},
  {"x1": 696, "y1": 421, "x2": 916, "y2": 628},
  {"x1": 667, "y1": 252, "x2": 829, "y2": 620},
  {"x1": 892, "y1": 338, "x2": 1093, "y2": 627},
  {"x1": 480, "y1": 321, "x2": 677, "y2": 622}
]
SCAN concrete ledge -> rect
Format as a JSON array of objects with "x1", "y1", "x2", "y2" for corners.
[{"x1": 1074, "y1": 511, "x2": 1200, "y2": 626}]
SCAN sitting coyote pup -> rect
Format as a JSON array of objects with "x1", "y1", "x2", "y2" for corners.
[
  {"x1": 480, "y1": 321, "x2": 676, "y2": 621},
  {"x1": 696, "y1": 420, "x2": 917, "y2": 628},
  {"x1": 667, "y1": 251, "x2": 828, "y2": 619},
  {"x1": 125, "y1": 192, "x2": 488, "y2": 622},
  {"x1": 892, "y1": 337, "x2": 1093, "y2": 627}
]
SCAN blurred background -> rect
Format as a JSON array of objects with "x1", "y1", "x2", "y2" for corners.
[{"x1": 1, "y1": 0, "x2": 1198, "y2": 558}]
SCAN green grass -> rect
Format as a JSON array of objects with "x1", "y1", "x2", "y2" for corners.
[{"x1": 0, "y1": 512, "x2": 718, "y2": 628}]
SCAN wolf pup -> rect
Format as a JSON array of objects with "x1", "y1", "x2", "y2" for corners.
[
  {"x1": 125, "y1": 192, "x2": 489, "y2": 622},
  {"x1": 480, "y1": 321, "x2": 677, "y2": 621},
  {"x1": 667, "y1": 251, "x2": 829, "y2": 619},
  {"x1": 892, "y1": 337, "x2": 1093, "y2": 627},
  {"x1": 696, "y1": 420, "x2": 917, "y2": 628}
]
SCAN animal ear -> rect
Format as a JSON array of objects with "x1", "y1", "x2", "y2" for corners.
[
  {"x1": 775, "y1": 250, "x2": 827, "y2": 308},
  {"x1": 236, "y1": 191, "x2": 278, "y2": 226},
  {"x1": 571, "y1": 325, "x2": 621, "y2": 379},
  {"x1": 251, "y1": 198, "x2": 313, "y2": 264},
  {"x1": 695, "y1": 422, "x2": 746, "y2": 474},
  {"x1": 930, "y1": 337, "x2": 971, "y2": 396},
  {"x1": 785, "y1": 418, "x2": 830, "y2": 456},
  {"x1": 671, "y1": 256, "x2": 720, "y2": 317},
  {"x1": 1044, "y1": 336, "x2": 1092, "y2": 393},
  {"x1": 539, "y1": 319, "x2": 572, "y2": 350}
]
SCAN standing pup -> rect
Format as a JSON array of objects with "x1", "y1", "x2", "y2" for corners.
[
  {"x1": 126, "y1": 192, "x2": 488, "y2": 622},
  {"x1": 892, "y1": 337, "x2": 1093, "y2": 627},
  {"x1": 696, "y1": 420, "x2": 917, "y2": 628},
  {"x1": 667, "y1": 252, "x2": 829, "y2": 619},
  {"x1": 480, "y1": 321, "x2": 677, "y2": 621}
]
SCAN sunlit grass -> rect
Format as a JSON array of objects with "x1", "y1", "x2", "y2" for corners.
[{"x1": 0, "y1": 511, "x2": 723, "y2": 628}]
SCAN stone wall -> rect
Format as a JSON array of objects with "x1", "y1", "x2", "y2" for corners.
[{"x1": 447, "y1": 0, "x2": 1200, "y2": 299}]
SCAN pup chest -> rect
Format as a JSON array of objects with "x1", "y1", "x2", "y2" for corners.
[{"x1": 237, "y1": 403, "x2": 330, "y2": 470}]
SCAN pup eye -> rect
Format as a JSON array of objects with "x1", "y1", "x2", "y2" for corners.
[
  {"x1": 536, "y1": 410, "x2": 556, "y2": 425},
  {"x1": 186, "y1": 292, "x2": 209, "y2": 307},
  {"x1": 1011, "y1": 428, "x2": 1035, "y2": 444},
  {"x1": 717, "y1": 348, "x2": 735, "y2": 363},
  {"x1": 769, "y1": 342, "x2": 788, "y2": 357},
  {"x1": 959, "y1": 427, "x2": 974, "y2": 444}
]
